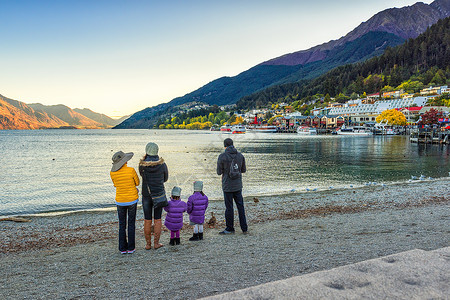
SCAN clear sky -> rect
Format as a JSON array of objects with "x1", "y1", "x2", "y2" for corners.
[{"x1": 0, "y1": 0, "x2": 432, "y2": 117}]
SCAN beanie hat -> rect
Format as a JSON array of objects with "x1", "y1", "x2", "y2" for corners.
[
  {"x1": 224, "y1": 138, "x2": 233, "y2": 147},
  {"x1": 193, "y1": 181, "x2": 203, "y2": 192},
  {"x1": 145, "y1": 142, "x2": 159, "y2": 156},
  {"x1": 171, "y1": 186, "x2": 181, "y2": 197}
]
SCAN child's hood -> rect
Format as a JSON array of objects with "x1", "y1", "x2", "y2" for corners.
[{"x1": 170, "y1": 198, "x2": 185, "y2": 205}]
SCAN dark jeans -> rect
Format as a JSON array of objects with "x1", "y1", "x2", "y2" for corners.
[
  {"x1": 224, "y1": 190, "x2": 248, "y2": 232},
  {"x1": 117, "y1": 203, "x2": 137, "y2": 252}
]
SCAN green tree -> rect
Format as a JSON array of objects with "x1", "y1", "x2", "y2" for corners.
[
  {"x1": 396, "y1": 80, "x2": 424, "y2": 94},
  {"x1": 335, "y1": 93, "x2": 349, "y2": 103},
  {"x1": 430, "y1": 69, "x2": 446, "y2": 85}
]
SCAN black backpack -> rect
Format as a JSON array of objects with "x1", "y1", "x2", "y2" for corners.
[{"x1": 229, "y1": 155, "x2": 241, "y2": 180}]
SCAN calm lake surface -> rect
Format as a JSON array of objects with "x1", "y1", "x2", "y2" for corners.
[{"x1": 1, "y1": 129, "x2": 449, "y2": 216}]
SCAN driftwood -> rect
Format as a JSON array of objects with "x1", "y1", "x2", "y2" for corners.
[
  {"x1": 0, "y1": 217, "x2": 31, "y2": 223},
  {"x1": 207, "y1": 212, "x2": 216, "y2": 228}
]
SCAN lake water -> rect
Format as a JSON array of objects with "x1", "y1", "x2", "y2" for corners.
[{"x1": 1, "y1": 129, "x2": 449, "y2": 216}]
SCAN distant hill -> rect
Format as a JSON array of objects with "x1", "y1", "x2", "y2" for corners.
[
  {"x1": 73, "y1": 108, "x2": 123, "y2": 127},
  {"x1": 0, "y1": 95, "x2": 117, "y2": 130},
  {"x1": 116, "y1": 0, "x2": 450, "y2": 129},
  {"x1": 0, "y1": 95, "x2": 68, "y2": 129},
  {"x1": 28, "y1": 103, "x2": 105, "y2": 128}
]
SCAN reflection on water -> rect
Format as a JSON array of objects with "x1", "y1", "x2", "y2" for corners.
[{"x1": 0, "y1": 129, "x2": 449, "y2": 215}]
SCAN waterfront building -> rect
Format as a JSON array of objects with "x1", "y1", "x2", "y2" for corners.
[
  {"x1": 382, "y1": 89, "x2": 404, "y2": 99},
  {"x1": 366, "y1": 93, "x2": 380, "y2": 102},
  {"x1": 419, "y1": 106, "x2": 450, "y2": 115},
  {"x1": 320, "y1": 115, "x2": 344, "y2": 128},
  {"x1": 346, "y1": 114, "x2": 378, "y2": 125},
  {"x1": 420, "y1": 85, "x2": 448, "y2": 96},
  {"x1": 398, "y1": 107, "x2": 423, "y2": 124},
  {"x1": 311, "y1": 107, "x2": 322, "y2": 116},
  {"x1": 328, "y1": 97, "x2": 427, "y2": 116}
]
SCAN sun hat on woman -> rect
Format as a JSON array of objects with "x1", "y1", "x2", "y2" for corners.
[
  {"x1": 111, "y1": 151, "x2": 134, "y2": 172},
  {"x1": 145, "y1": 142, "x2": 159, "y2": 156}
]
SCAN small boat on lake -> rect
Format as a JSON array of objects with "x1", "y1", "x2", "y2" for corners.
[
  {"x1": 297, "y1": 126, "x2": 317, "y2": 135},
  {"x1": 220, "y1": 124, "x2": 232, "y2": 133},
  {"x1": 247, "y1": 125, "x2": 277, "y2": 133},
  {"x1": 373, "y1": 122, "x2": 397, "y2": 135},
  {"x1": 336, "y1": 125, "x2": 372, "y2": 136},
  {"x1": 231, "y1": 125, "x2": 246, "y2": 134}
]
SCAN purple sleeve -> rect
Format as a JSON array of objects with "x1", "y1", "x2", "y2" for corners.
[{"x1": 187, "y1": 196, "x2": 193, "y2": 215}]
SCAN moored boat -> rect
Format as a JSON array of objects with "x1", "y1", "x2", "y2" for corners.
[
  {"x1": 220, "y1": 124, "x2": 232, "y2": 133},
  {"x1": 373, "y1": 122, "x2": 397, "y2": 135},
  {"x1": 296, "y1": 126, "x2": 317, "y2": 135},
  {"x1": 231, "y1": 125, "x2": 246, "y2": 134},
  {"x1": 246, "y1": 125, "x2": 277, "y2": 133},
  {"x1": 336, "y1": 125, "x2": 372, "y2": 135}
]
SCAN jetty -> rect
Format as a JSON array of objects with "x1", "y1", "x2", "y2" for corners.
[{"x1": 410, "y1": 128, "x2": 450, "y2": 144}]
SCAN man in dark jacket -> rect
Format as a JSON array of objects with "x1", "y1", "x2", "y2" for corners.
[{"x1": 217, "y1": 138, "x2": 248, "y2": 234}]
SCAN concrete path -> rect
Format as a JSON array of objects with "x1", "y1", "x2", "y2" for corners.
[{"x1": 203, "y1": 247, "x2": 450, "y2": 300}]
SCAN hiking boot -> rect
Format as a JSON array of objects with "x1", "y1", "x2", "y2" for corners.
[
  {"x1": 219, "y1": 230, "x2": 235, "y2": 235},
  {"x1": 189, "y1": 233, "x2": 199, "y2": 241}
]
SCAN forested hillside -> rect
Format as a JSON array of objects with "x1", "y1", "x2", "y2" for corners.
[{"x1": 237, "y1": 17, "x2": 450, "y2": 109}]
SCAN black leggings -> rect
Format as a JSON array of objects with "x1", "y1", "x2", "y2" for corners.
[{"x1": 142, "y1": 196, "x2": 162, "y2": 220}]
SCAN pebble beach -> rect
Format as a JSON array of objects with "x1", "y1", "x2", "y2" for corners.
[{"x1": 1, "y1": 179, "x2": 449, "y2": 299}]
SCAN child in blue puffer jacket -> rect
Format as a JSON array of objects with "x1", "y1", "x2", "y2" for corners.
[{"x1": 164, "y1": 186, "x2": 187, "y2": 245}]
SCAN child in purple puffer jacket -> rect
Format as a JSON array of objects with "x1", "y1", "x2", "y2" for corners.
[
  {"x1": 164, "y1": 186, "x2": 187, "y2": 246},
  {"x1": 187, "y1": 181, "x2": 209, "y2": 241}
]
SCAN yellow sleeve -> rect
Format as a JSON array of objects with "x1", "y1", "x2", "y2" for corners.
[
  {"x1": 132, "y1": 168, "x2": 140, "y2": 186},
  {"x1": 110, "y1": 172, "x2": 117, "y2": 187}
]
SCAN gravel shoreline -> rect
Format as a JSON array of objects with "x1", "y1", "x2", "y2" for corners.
[{"x1": 1, "y1": 179, "x2": 449, "y2": 299}]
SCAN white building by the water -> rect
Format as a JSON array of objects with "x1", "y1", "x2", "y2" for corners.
[{"x1": 328, "y1": 97, "x2": 428, "y2": 116}]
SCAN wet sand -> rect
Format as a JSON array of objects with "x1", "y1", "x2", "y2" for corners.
[{"x1": 0, "y1": 179, "x2": 449, "y2": 299}]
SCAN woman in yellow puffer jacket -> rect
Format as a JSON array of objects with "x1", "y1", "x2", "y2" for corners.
[{"x1": 110, "y1": 151, "x2": 140, "y2": 254}]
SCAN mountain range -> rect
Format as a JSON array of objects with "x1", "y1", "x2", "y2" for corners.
[
  {"x1": 0, "y1": 94, "x2": 124, "y2": 130},
  {"x1": 237, "y1": 16, "x2": 450, "y2": 109},
  {"x1": 116, "y1": 0, "x2": 450, "y2": 129}
]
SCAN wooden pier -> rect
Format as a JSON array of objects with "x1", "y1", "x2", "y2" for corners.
[{"x1": 410, "y1": 129, "x2": 450, "y2": 144}]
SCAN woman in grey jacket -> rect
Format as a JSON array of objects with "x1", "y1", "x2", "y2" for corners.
[{"x1": 139, "y1": 142, "x2": 168, "y2": 250}]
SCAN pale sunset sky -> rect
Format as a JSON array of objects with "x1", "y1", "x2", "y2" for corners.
[{"x1": 0, "y1": 0, "x2": 432, "y2": 118}]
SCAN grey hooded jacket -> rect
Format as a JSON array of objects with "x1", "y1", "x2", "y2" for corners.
[{"x1": 217, "y1": 145, "x2": 246, "y2": 192}]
